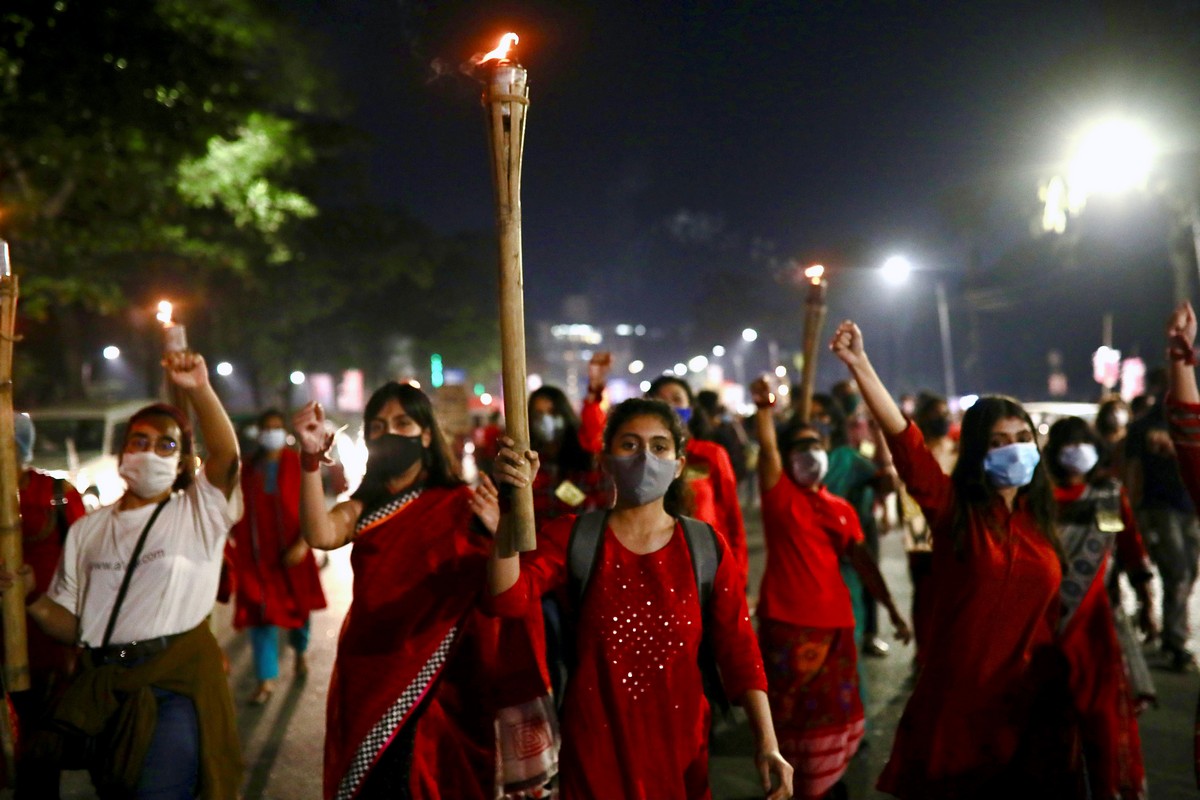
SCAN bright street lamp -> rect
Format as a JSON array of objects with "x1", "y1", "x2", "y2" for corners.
[
  {"x1": 1067, "y1": 118, "x2": 1156, "y2": 199},
  {"x1": 742, "y1": 328, "x2": 758, "y2": 343},
  {"x1": 672, "y1": 363, "x2": 687, "y2": 377},
  {"x1": 880, "y1": 255, "x2": 913, "y2": 286},
  {"x1": 712, "y1": 345, "x2": 726, "y2": 357},
  {"x1": 628, "y1": 360, "x2": 645, "y2": 374},
  {"x1": 290, "y1": 370, "x2": 306, "y2": 385},
  {"x1": 688, "y1": 355, "x2": 708, "y2": 372},
  {"x1": 216, "y1": 361, "x2": 233, "y2": 377},
  {"x1": 102, "y1": 345, "x2": 120, "y2": 361}
]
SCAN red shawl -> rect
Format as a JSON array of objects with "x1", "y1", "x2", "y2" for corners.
[
  {"x1": 231, "y1": 448, "x2": 327, "y2": 629},
  {"x1": 324, "y1": 485, "x2": 548, "y2": 800}
]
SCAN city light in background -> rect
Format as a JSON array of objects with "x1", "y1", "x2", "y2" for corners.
[
  {"x1": 880, "y1": 255, "x2": 913, "y2": 285},
  {"x1": 102, "y1": 346, "x2": 120, "y2": 361},
  {"x1": 290, "y1": 370, "x2": 306, "y2": 385},
  {"x1": 712, "y1": 345, "x2": 725, "y2": 357},
  {"x1": 216, "y1": 361, "x2": 234, "y2": 377},
  {"x1": 742, "y1": 328, "x2": 758, "y2": 343}
]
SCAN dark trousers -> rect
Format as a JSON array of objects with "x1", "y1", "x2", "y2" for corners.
[{"x1": 95, "y1": 688, "x2": 199, "y2": 800}]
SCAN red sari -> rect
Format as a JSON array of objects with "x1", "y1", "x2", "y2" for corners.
[
  {"x1": 879, "y1": 423, "x2": 1079, "y2": 798},
  {"x1": 324, "y1": 486, "x2": 550, "y2": 800},
  {"x1": 231, "y1": 449, "x2": 326, "y2": 630},
  {"x1": 486, "y1": 515, "x2": 766, "y2": 800}
]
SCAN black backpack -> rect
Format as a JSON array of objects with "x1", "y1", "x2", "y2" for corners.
[{"x1": 562, "y1": 510, "x2": 730, "y2": 713}]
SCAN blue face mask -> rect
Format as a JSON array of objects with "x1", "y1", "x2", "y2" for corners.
[
  {"x1": 983, "y1": 441, "x2": 1041, "y2": 488},
  {"x1": 674, "y1": 407, "x2": 692, "y2": 425}
]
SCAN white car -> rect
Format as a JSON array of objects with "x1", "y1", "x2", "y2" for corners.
[{"x1": 29, "y1": 399, "x2": 159, "y2": 509}]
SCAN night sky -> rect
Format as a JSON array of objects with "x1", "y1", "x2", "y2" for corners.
[{"x1": 290, "y1": 0, "x2": 1200, "y2": 400}]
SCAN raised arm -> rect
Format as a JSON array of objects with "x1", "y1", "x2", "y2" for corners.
[
  {"x1": 751, "y1": 377, "x2": 783, "y2": 492},
  {"x1": 829, "y1": 320, "x2": 907, "y2": 435},
  {"x1": 292, "y1": 402, "x2": 360, "y2": 550},
  {"x1": 164, "y1": 351, "x2": 240, "y2": 496},
  {"x1": 1168, "y1": 301, "x2": 1199, "y2": 404}
]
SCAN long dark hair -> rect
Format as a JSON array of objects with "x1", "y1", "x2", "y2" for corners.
[
  {"x1": 126, "y1": 403, "x2": 195, "y2": 491},
  {"x1": 1044, "y1": 416, "x2": 1100, "y2": 486},
  {"x1": 949, "y1": 395, "x2": 1059, "y2": 555},
  {"x1": 528, "y1": 385, "x2": 592, "y2": 474},
  {"x1": 645, "y1": 375, "x2": 714, "y2": 441},
  {"x1": 603, "y1": 398, "x2": 694, "y2": 517},
  {"x1": 352, "y1": 382, "x2": 463, "y2": 511}
]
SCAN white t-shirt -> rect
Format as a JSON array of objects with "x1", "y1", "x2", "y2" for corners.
[{"x1": 49, "y1": 470, "x2": 242, "y2": 647}]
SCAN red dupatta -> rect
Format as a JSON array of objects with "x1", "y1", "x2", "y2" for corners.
[{"x1": 324, "y1": 485, "x2": 489, "y2": 800}]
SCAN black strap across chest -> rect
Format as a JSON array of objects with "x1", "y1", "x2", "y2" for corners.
[{"x1": 101, "y1": 498, "x2": 170, "y2": 649}]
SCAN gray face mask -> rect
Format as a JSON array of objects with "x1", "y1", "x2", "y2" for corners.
[{"x1": 606, "y1": 451, "x2": 679, "y2": 507}]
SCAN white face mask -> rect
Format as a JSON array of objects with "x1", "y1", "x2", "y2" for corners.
[
  {"x1": 258, "y1": 428, "x2": 288, "y2": 452},
  {"x1": 120, "y1": 451, "x2": 181, "y2": 499}
]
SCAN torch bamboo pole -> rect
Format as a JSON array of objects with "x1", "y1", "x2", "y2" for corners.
[
  {"x1": 796, "y1": 280, "x2": 827, "y2": 423},
  {"x1": 485, "y1": 63, "x2": 537, "y2": 553},
  {"x1": 0, "y1": 265, "x2": 29, "y2": 696}
]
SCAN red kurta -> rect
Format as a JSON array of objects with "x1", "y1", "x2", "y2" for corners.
[
  {"x1": 19, "y1": 470, "x2": 85, "y2": 672},
  {"x1": 878, "y1": 423, "x2": 1070, "y2": 797},
  {"x1": 686, "y1": 438, "x2": 749, "y2": 586},
  {"x1": 486, "y1": 515, "x2": 766, "y2": 800},
  {"x1": 1054, "y1": 483, "x2": 1147, "y2": 799},
  {"x1": 230, "y1": 449, "x2": 326, "y2": 630},
  {"x1": 324, "y1": 486, "x2": 547, "y2": 800}
]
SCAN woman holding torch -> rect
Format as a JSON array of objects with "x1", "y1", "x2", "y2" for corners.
[
  {"x1": 830, "y1": 320, "x2": 1084, "y2": 797},
  {"x1": 294, "y1": 383, "x2": 551, "y2": 800},
  {"x1": 486, "y1": 398, "x2": 793, "y2": 800}
]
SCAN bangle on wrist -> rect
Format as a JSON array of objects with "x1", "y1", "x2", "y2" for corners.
[{"x1": 300, "y1": 451, "x2": 323, "y2": 473}]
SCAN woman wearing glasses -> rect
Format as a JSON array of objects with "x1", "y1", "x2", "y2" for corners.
[{"x1": 1, "y1": 350, "x2": 244, "y2": 799}]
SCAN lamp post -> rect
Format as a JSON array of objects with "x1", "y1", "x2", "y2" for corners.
[{"x1": 880, "y1": 256, "x2": 956, "y2": 399}]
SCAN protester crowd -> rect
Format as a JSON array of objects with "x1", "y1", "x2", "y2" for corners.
[{"x1": 0, "y1": 303, "x2": 1198, "y2": 799}]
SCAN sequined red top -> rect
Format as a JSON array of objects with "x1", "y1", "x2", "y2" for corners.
[{"x1": 486, "y1": 515, "x2": 766, "y2": 800}]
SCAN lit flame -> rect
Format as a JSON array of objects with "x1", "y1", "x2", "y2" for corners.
[
  {"x1": 478, "y1": 32, "x2": 519, "y2": 64},
  {"x1": 156, "y1": 300, "x2": 173, "y2": 325},
  {"x1": 804, "y1": 264, "x2": 825, "y2": 285}
]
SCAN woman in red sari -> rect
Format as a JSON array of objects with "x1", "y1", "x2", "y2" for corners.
[
  {"x1": 487, "y1": 398, "x2": 793, "y2": 799},
  {"x1": 231, "y1": 408, "x2": 326, "y2": 704},
  {"x1": 1043, "y1": 416, "x2": 1150, "y2": 798},
  {"x1": 830, "y1": 320, "x2": 1084, "y2": 798},
  {"x1": 646, "y1": 376, "x2": 750, "y2": 585},
  {"x1": 295, "y1": 383, "x2": 551, "y2": 800}
]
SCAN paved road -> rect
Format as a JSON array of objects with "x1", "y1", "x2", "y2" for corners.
[{"x1": 63, "y1": 503, "x2": 1199, "y2": 799}]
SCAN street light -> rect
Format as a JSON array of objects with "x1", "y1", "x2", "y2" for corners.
[
  {"x1": 880, "y1": 255, "x2": 913, "y2": 286},
  {"x1": 672, "y1": 363, "x2": 687, "y2": 377},
  {"x1": 216, "y1": 361, "x2": 233, "y2": 377},
  {"x1": 741, "y1": 328, "x2": 758, "y2": 343},
  {"x1": 290, "y1": 370, "x2": 306, "y2": 385},
  {"x1": 102, "y1": 345, "x2": 120, "y2": 361},
  {"x1": 1067, "y1": 118, "x2": 1155, "y2": 199},
  {"x1": 628, "y1": 360, "x2": 645, "y2": 374},
  {"x1": 712, "y1": 345, "x2": 725, "y2": 357},
  {"x1": 688, "y1": 355, "x2": 708, "y2": 372}
]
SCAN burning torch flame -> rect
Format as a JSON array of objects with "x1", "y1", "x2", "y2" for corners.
[
  {"x1": 156, "y1": 300, "x2": 173, "y2": 326},
  {"x1": 477, "y1": 32, "x2": 519, "y2": 65},
  {"x1": 804, "y1": 264, "x2": 825, "y2": 285}
]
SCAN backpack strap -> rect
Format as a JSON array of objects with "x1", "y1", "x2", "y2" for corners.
[
  {"x1": 678, "y1": 515, "x2": 720, "y2": 610},
  {"x1": 566, "y1": 510, "x2": 609, "y2": 608}
]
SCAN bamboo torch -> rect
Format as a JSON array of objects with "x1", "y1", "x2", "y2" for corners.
[
  {"x1": 475, "y1": 33, "x2": 536, "y2": 553},
  {"x1": 156, "y1": 300, "x2": 189, "y2": 413},
  {"x1": 795, "y1": 264, "x2": 828, "y2": 423},
  {"x1": 0, "y1": 241, "x2": 29, "y2": 696}
]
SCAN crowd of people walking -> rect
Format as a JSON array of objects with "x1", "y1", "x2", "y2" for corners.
[{"x1": 0, "y1": 303, "x2": 1197, "y2": 799}]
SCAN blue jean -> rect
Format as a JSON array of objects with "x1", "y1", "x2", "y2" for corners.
[
  {"x1": 97, "y1": 687, "x2": 199, "y2": 799},
  {"x1": 249, "y1": 618, "x2": 311, "y2": 682}
]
